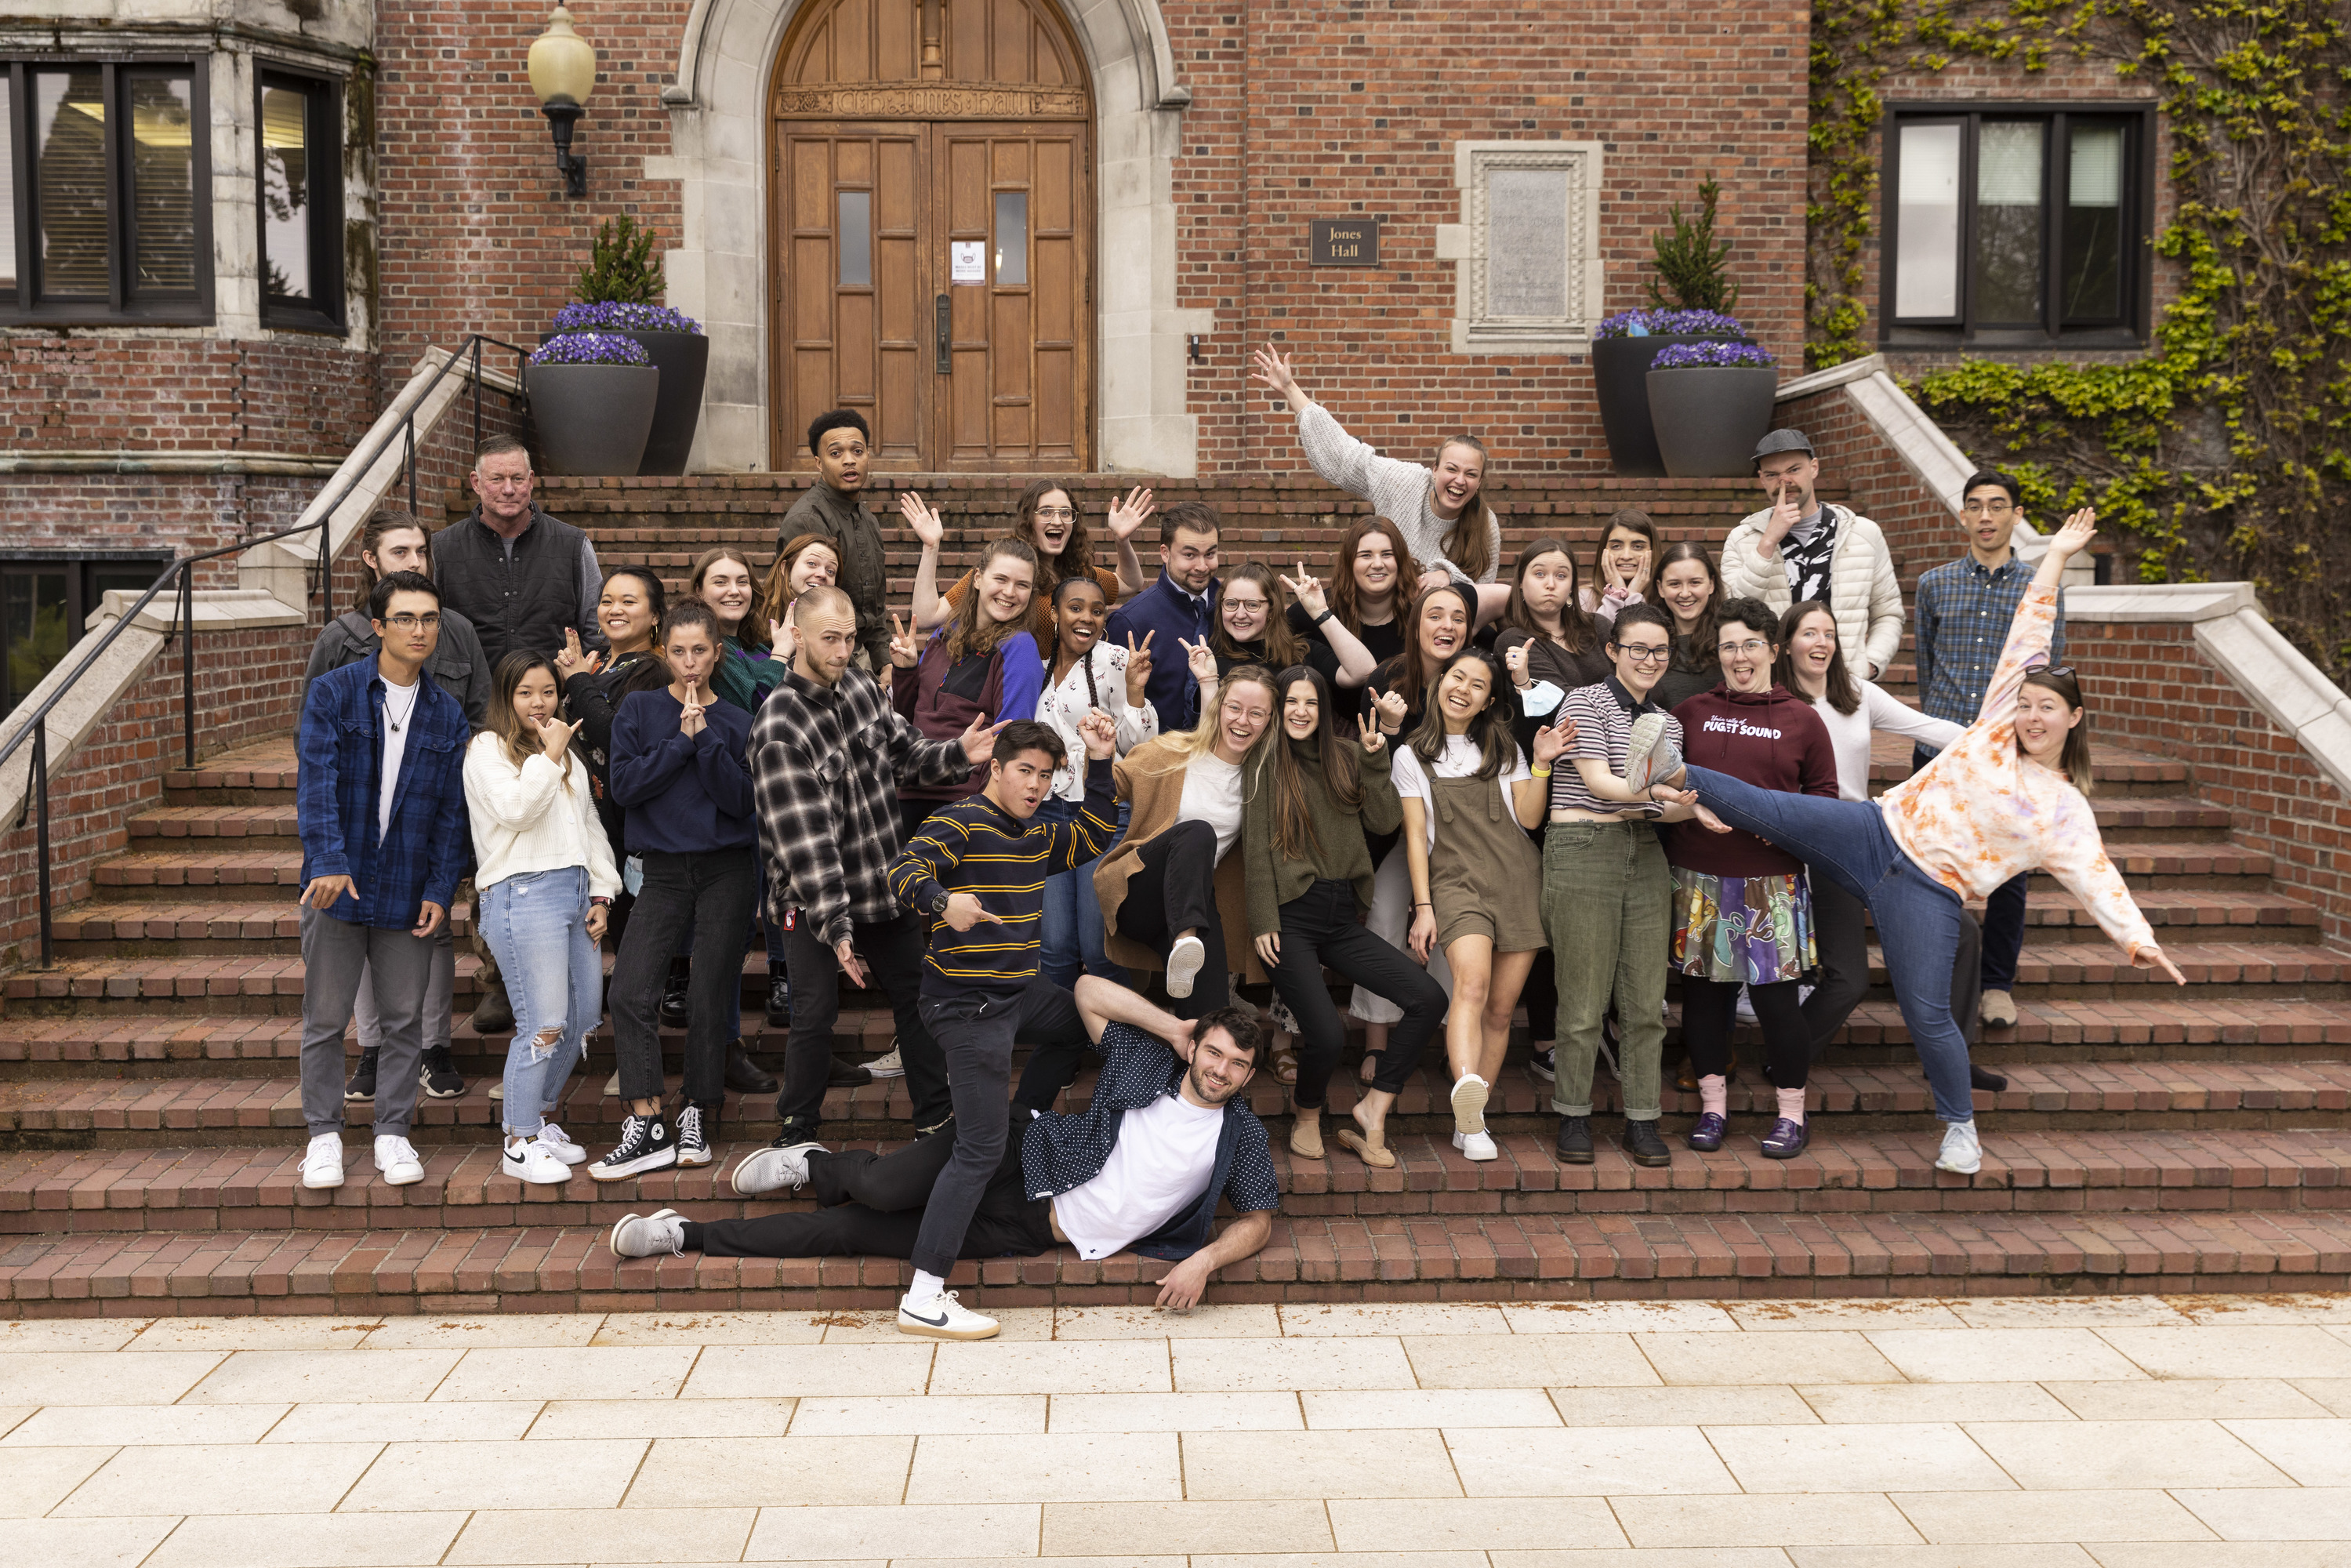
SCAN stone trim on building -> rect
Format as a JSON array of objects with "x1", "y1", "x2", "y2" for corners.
[{"x1": 1431, "y1": 140, "x2": 1607, "y2": 356}]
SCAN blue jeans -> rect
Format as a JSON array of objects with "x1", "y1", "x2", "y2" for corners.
[
  {"x1": 1036, "y1": 796, "x2": 1125, "y2": 988},
  {"x1": 1681, "y1": 766, "x2": 1975, "y2": 1123},
  {"x1": 478, "y1": 866, "x2": 600, "y2": 1137}
]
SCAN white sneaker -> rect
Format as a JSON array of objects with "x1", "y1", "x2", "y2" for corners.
[
  {"x1": 1453, "y1": 1129, "x2": 1498, "y2": 1162},
  {"x1": 488, "y1": 1081, "x2": 505, "y2": 1102},
  {"x1": 301, "y1": 1131, "x2": 345, "y2": 1190},
  {"x1": 865, "y1": 1040, "x2": 905, "y2": 1080},
  {"x1": 373, "y1": 1134, "x2": 425, "y2": 1186},
  {"x1": 1622, "y1": 710, "x2": 1685, "y2": 793},
  {"x1": 1936, "y1": 1120, "x2": 1983, "y2": 1175},
  {"x1": 502, "y1": 1138, "x2": 571, "y2": 1185},
  {"x1": 535, "y1": 1123, "x2": 588, "y2": 1165},
  {"x1": 733, "y1": 1141, "x2": 825, "y2": 1196},
  {"x1": 603, "y1": 1071, "x2": 622, "y2": 1098},
  {"x1": 898, "y1": 1288, "x2": 999, "y2": 1341},
  {"x1": 1165, "y1": 935, "x2": 1206, "y2": 1000},
  {"x1": 1450, "y1": 1073, "x2": 1489, "y2": 1136},
  {"x1": 1735, "y1": 987, "x2": 1758, "y2": 1025},
  {"x1": 609, "y1": 1207, "x2": 687, "y2": 1259}
]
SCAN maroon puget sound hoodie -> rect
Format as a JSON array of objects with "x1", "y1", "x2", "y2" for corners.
[{"x1": 1665, "y1": 683, "x2": 1840, "y2": 877}]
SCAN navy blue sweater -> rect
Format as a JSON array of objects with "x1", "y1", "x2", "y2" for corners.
[{"x1": 609, "y1": 688, "x2": 756, "y2": 854}]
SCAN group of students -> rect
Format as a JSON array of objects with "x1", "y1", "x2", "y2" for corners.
[{"x1": 289, "y1": 368, "x2": 2184, "y2": 1336}]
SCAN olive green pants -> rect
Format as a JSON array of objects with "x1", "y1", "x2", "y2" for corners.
[{"x1": 1541, "y1": 820, "x2": 1671, "y2": 1120}]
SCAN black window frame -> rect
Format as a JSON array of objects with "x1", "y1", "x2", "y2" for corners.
[
  {"x1": 0, "y1": 56, "x2": 213, "y2": 326},
  {"x1": 1, "y1": 550, "x2": 177, "y2": 716},
  {"x1": 256, "y1": 63, "x2": 343, "y2": 333},
  {"x1": 1880, "y1": 102, "x2": 2155, "y2": 350}
]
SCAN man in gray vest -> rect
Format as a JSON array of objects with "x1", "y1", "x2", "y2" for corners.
[{"x1": 434, "y1": 436, "x2": 605, "y2": 673}]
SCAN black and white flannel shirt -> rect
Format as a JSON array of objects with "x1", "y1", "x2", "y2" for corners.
[
  {"x1": 1019, "y1": 1022, "x2": 1280, "y2": 1262},
  {"x1": 752, "y1": 663, "x2": 971, "y2": 947}
]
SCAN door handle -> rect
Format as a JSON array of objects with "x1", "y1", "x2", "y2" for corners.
[{"x1": 935, "y1": 294, "x2": 952, "y2": 374}]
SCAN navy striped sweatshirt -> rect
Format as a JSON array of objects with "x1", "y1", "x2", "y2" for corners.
[{"x1": 887, "y1": 757, "x2": 1118, "y2": 997}]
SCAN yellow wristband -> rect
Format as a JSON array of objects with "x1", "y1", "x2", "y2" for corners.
[{"x1": 1531, "y1": 767, "x2": 1552, "y2": 779}]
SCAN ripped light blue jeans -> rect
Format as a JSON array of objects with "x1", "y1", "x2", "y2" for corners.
[{"x1": 478, "y1": 865, "x2": 600, "y2": 1138}]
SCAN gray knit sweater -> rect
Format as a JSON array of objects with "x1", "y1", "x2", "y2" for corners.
[{"x1": 1295, "y1": 400, "x2": 1504, "y2": 584}]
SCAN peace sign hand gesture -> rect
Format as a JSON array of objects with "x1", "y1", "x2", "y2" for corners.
[
  {"x1": 1123, "y1": 630, "x2": 1156, "y2": 707},
  {"x1": 1106, "y1": 486, "x2": 1157, "y2": 542},
  {"x1": 1279, "y1": 561, "x2": 1328, "y2": 619},
  {"x1": 888, "y1": 612, "x2": 920, "y2": 670},
  {"x1": 1180, "y1": 635, "x2": 1217, "y2": 685},
  {"x1": 555, "y1": 626, "x2": 603, "y2": 678},
  {"x1": 898, "y1": 492, "x2": 945, "y2": 550},
  {"x1": 1355, "y1": 710, "x2": 1387, "y2": 755}
]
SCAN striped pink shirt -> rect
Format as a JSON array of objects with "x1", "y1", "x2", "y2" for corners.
[{"x1": 1877, "y1": 582, "x2": 2153, "y2": 960}]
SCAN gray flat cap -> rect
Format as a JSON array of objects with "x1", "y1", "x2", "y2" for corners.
[{"x1": 1751, "y1": 428, "x2": 1816, "y2": 466}]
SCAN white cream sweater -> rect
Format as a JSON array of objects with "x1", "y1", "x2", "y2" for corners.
[
  {"x1": 1807, "y1": 680, "x2": 1964, "y2": 803},
  {"x1": 1719, "y1": 503, "x2": 1905, "y2": 679},
  {"x1": 462, "y1": 732, "x2": 622, "y2": 898},
  {"x1": 1294, "y1": 400, "x2": 1504, "y2": 583}
]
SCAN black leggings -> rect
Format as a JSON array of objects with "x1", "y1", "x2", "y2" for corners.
[
  {"x1": 1682, "y1": 975, "x2": 1809, "y2": 1090},
  {"x1": 1116, "y1": 820, "x2": 1228, "y2": 1019},
  {"x1": 1268, "y1": 878, "x2": 1448, "y2": 1106},
  {"x1": 682, "y1": 1134, "x2": 1057, "y2": 1261}
]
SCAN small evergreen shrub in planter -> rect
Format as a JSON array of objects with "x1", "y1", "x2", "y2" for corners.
[
  {"x1": 1591, "y1": 307, "x2": 1749, "y2": 477},
  {"x1": 1645, "y1": 339, "x2": 1779, "y2": 479},
  {"x1": 527, "y1": 331, "x2": 660, "y2": 477},
  {"x1": 554, "y1": 300, "x2": 707, "y2": 475}
]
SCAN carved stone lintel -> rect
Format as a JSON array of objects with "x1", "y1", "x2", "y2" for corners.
[{"x1": 771, "y1": 82, "x2": 1088, "y2": 119}]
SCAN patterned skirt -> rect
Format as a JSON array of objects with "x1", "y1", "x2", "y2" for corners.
[{"x1": 1668, "y1": 867, "x2": 1817, "y2": 985}]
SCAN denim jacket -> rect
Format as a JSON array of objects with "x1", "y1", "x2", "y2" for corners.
[{"x1": 296, "y1": 658, "x2": 472, "y2": 928}]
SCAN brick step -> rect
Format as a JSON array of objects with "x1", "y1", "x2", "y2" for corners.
[
  {"x1": 88, "y1": 848, "x2": 303, "y2": 897},
  {"x1": 9, "y1": 1051, "x2": 2351, "y2": 1155},
  {"x1": 47, "y1": 901, "x2": 477, "y2": 954},
  {"x1": 128, "y1": 803, "x2": 300, "y2": 845},
  {"x1": 2010, "y1": 888, "x2": 2321, "y2": 935},
  {"x1": 8, "y1": 1201, "x2": 2350, "y2": 1316},
  {"x1": 158, "y1": 746, "x2": 299, "y2": 799}
]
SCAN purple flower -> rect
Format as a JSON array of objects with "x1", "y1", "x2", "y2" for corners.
[
  {"x1": 551, "y1": 301, "x2": 704, "y2": 336},
  {"x1": 1595, "y1": 307, "x2": 1747, "y2": 340},
  {"x1": 1649, "y1": 339, "x2": 1776, "y2": 369},
  {"x1": 529, "y1": 332, "x2": 653, "y2": 367}
]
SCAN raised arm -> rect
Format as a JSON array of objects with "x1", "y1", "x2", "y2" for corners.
[
  {"x1": 1975, "y1": 508, "x2": 2095, "y2": 731},
  {"x1": 1074, "y1": 973, "x2": 1196, "y2": 1055},
  {"x1": 902, "y1": 494, "x2": 954, "y2": 631},
  {"x1": 1105, "y1": 487, "x2": 1157, "y2": 597}
]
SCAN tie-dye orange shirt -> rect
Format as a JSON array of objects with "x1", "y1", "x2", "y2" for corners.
[{"x1": 1877, "y1": 581, "x2": 2153, "y2": 961}]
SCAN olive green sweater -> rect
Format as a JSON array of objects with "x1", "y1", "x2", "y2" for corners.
[{"x1": 1242, "y1": 736, "x2": 1402, "y2": 936}]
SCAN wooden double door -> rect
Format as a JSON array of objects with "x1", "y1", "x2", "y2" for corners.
[{"x1": 776, "y1": 120, "x2": 1090, "y2": 472}]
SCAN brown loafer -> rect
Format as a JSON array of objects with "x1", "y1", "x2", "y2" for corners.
[
  {"x1": 1335, "y1": 1127, "x2": 1395, "y2": 1169},
  {"x1": 1290, "y1": 1116, "x2": 1326, "y2": 1160}
]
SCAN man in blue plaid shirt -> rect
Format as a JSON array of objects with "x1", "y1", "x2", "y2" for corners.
[
  {"x1": 1911, "y1": 470, "x2": 2067, "y2": 1032},
  {"x1": 609, "y1": 974, "x2": 1280, "y2": 1338},
  {"x1": 292, "y1": 572, "x2": 471, "y2": 1193}
]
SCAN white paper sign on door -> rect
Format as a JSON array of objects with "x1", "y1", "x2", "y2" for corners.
[{"x1": 950, "y1": 241, "x2": 987, "y2": 284}]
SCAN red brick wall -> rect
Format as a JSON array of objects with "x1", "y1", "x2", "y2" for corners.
[
  {"x1": 372, "y1": 0, "x2": 689, "y2": 403},
  {"x1": 0, "y1": 336, "x2": 372, "y2": 457},
  {"x1": 1166, "y1": 0, "x2": 1815, "y2": 476}
]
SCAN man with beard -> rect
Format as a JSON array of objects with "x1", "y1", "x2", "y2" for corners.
[{"x1": 1105, "y1": 500, "x2": 1224, "y2": 732}]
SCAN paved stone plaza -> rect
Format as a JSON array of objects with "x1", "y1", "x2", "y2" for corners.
[{"x1": 5, "y1": 1294, "x2": 2351, "y2": 1566}]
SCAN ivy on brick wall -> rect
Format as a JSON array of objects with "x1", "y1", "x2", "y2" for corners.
[{"x1": 1808, "y1": 0, "x2": 2351, "y2": 676}]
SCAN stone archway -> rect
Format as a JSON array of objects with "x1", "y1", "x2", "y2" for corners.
[{"x1": 657, "y1": 0, "x2": 1208, "y2": 474}]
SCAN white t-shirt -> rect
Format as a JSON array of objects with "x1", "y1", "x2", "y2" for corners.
[
  {"x1": 1178, "y1": 753, "x2": 1245, "y2": 863},
  {"x1": 1809, "y1": 680, "x2": 1965, "y2": 803},
  {"x1": 377, "y1": 672, "x2": 423, "y2": 842},
  {"x1": 1050, "y1": 1091, "x2": 1224, "y2": 1261},
  {"x1": 1388, "y1": 732, "x2": 1530, "y2": 850}
]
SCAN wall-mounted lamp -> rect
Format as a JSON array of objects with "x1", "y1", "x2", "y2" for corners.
[
  {"x1": 528, "y1": 5, "x2": 599, "y2": 198},
  {"x1": 1188, "y1": 333, "x2": 1205, "y2": 365}
]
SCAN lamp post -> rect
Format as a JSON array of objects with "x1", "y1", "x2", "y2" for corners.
[{"x1": 528, "y1": 5, "x2": 598, "y2": 199}]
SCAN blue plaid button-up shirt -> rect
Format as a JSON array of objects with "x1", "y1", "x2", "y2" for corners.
[
  {"x1": 1020, "y1": 1022, "x2": 1279, "y2": 1261},
  {"x1": 1914, "y1": 550, "x2": 2066, "y2": 739},
  {"x1": 296, "y1": 658, "x2": 471, "y2": 928}
]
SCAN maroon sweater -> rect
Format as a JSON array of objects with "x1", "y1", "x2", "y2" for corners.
[{"x1": 1665, "y1": 684, "x2": 1839, "y2": 877}]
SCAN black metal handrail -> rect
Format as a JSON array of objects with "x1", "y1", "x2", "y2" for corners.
[{"x1": 2, "y1": 333, "x2": 532, "y2": 967}]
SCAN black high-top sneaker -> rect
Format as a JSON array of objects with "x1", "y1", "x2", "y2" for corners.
[
  {"x1": 675, "y1": 1102, "x2": 715, "y2": 1167},
  {"x1": 590, "y1": 1112, "x2": 677, "y2": 1181},
  {"x1": 343, "y1": 1048, "x2": 379, "y2": 1102}
]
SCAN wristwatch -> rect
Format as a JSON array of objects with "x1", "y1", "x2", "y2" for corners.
[{"x1": 930, "y1": 887, "x2": 952, "y2": 917}]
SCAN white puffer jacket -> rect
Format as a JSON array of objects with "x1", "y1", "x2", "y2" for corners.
[{"x1": 1719, "y1": 503, "x2": 1905, "y2": 679}]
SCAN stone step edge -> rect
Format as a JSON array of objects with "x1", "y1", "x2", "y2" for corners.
[{"x1": 5, "y1": 1207, "x2": 2349, "y2": 1313}]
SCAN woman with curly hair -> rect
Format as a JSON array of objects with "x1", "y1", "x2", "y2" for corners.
[{"x1": 904, "y1": 480, "x2": 1154, "y2": 641}]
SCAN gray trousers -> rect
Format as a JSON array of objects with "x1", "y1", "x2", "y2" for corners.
[
  {"x1": 301, "y1": 906, "x2": 434, "y2": 1138},
  {"x1": 353, "y1": 924, "x2": 454, "y2": 1054}
]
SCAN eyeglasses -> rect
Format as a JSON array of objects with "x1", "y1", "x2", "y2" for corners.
[
  {"x1": 381, "y1": 614, "x2": 441, "y2": 631},
  {"x1": 1033, "y1": 506, "x2": 1076, "y2": 521},
  {"x1": 1718, "y1": 639, "x2": 1772, "y2": 658},
  {"x1": 1223, "y1": 597, "x2": 1268, "y2": 612},
  {"x1": 1961, "y1": 499, "x2": 2015, "y2": 515},
  {"x1": 1613, "y1": 642, "x2": 1673, "y2": 665}
]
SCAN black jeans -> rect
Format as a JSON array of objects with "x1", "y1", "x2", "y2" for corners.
[
  {"x1": 1684, "y1": 975, "x2": 1809, "y2": 1089},
  {"x1": 1979, "y1": 871, "x2": 2029, "y2": 993},
  {"x1": 1116, "y1": 819, "x2": 1227, "y2": 1019},
  {"x1": 1802, "y1": 875, "x2": 1985, "y2": 1059},
  {"x1": 777, "y1": 909, "x2": 948, "y2": 1133},
  {"x1": 684, "y1": 1134, "x2": 1056, "y2": 1261},
  {"x1": 610, "y1": 848, "x2": 756, "y2": 1105},
  {"x1": 909, "y1": 978, "x2": 1075, "y2": 1277},
  {"x1": 1269, "y1": 878, "x2": 1448, "y2": 1106}
]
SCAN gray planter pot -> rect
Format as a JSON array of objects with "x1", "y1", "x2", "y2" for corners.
[
  {"x1": 1645, "y1": 365, "x2": 1780, "y2": 478},
  {"x1": 1593, "y1": 334, "x2": 1730, "y2": 476},
  {"x1": 619, "y1": 328, "x2": 709, "y2": 475},
  {"x1": 526, "y1": 362, "x2": 660, "y2": 477}
]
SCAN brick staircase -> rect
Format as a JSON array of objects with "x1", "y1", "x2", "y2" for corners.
[{"x1": 2, "y1": 476, "x2": 2349, "y2": 1317}]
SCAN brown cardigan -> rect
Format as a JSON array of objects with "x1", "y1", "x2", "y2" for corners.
[{"x1": 1092, "y1": 735, "x2": 1268, "y2": 985}]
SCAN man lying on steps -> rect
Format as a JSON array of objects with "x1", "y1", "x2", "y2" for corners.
[{"x1": 607, "y1": 975, "x2": 1281, "y2": 1339}]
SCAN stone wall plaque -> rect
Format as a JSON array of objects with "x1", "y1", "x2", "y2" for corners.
[
  {"x1": 1308, "y1": 218, "x2": 1380, "y2": 267},
  {"x1": 1483, "y1": 168, "x2": 1569, "y2": 318}
]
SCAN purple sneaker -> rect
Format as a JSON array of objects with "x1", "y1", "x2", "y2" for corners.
[
  {"x1": 1761, "y1": 1117, "x2": 1809, "y2": 1160},
  {"x1": 1687, "y1": 1112, "x2": 1727, "y2": 1152}
]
